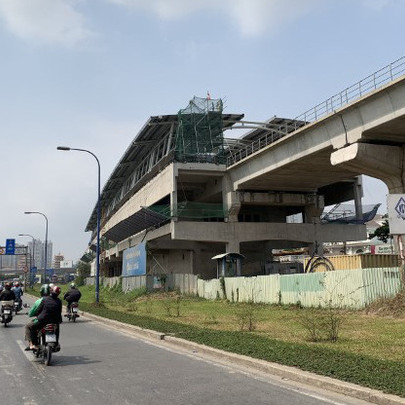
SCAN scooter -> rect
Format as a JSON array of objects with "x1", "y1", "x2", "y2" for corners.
[
  {"x1": 13, "y1": 299, "x2": 22, "y2": 314},
  {"x1": 33, "y1": 323, "x2": 60, "y2": 366},
  {"x1": 0, "y1": 301, "x2": 14, "y2": 327},
  {"x1": 65, "y1": 302, "x2": 80, "y2": 322}
]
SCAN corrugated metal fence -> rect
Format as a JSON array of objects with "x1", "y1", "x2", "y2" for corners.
[
  {"x1": 86, "y1": 267, "x2": 401, "y2": 309},
  {"x1": 86, "y1": 273, "x2": 198, "y2": 295},
  {"x1": 197, "y1": 267, "x2": 401, "y2": 308}
]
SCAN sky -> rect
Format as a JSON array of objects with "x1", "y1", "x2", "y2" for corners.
[{"x1": 0, "y1": 0, "x2": 402, "y2": 262}]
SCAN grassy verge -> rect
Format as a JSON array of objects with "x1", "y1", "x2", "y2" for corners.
[{"x1": 29, "y1": 285, "x2": 405, "y2": 397}]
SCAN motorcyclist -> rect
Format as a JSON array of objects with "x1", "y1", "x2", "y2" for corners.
[
  {"x1": 0, "y1": 282, "x2": 16, "y2": 302},
  {"x1": 25, "y1": 284, "x2": 62, "y2": 351},
  {"x1": 63, "y1": 283, "x2": 82, "y2": 314},
  {"x1": 12, "y1": 281, "x2": 23, "y2": 308}
]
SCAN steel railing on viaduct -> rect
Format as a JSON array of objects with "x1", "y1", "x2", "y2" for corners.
[{"x1": 226, "y1": 56, "x2": 405, "y2": 166}]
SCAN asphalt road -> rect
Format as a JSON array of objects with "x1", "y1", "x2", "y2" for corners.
[{"x1": 0, "y1": 295, "x2": 375, "y2": 405}]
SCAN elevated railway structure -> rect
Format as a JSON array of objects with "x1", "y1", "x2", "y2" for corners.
[{"x1": 85, "y1": 57, "x2": 405, "y2": 278}]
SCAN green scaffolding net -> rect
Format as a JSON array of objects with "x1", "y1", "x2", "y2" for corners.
[
  {"x1": 148, "y1": 201, "x2": 226, "y2": 220},
  {"x1": 175, "y1": 96, "x2": 225, "y2": 164}
]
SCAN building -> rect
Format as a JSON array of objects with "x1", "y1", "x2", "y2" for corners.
[
  {"x1": 28, "y1": 239, "x2": 53, "y2": 271},
  {"x1": 53, "y1": 253, "x2": 64, "y2": 269},
  {"x1": 84, "y1": 96, "x2": 369, "y2": 279}
]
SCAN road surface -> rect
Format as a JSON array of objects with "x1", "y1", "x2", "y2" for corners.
[{"x1": 0, "y1": 295, "x2": 375, "y2": 405}]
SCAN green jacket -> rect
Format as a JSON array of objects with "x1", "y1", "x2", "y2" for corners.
[{"x1": 29, "y1": 297, "x2": 43, "y2": 318}]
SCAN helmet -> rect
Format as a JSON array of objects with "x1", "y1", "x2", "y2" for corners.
[
  {"x1": 50, "y1": 285, "x2": 61, "y2": 297},
  {"x1": 70, "y1": 282, "x2": 76, "y2": 288},
  {"x1": 40, "y1": 284, "x2": 50, "y2": 297},
  {"x1": 4, "y1": 282, "x2": 11, "y2": 290}
]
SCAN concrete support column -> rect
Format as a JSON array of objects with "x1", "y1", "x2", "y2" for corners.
[
  {"x1": 308, "y1": 239, "x2": 324, "y2": 256},
  {"x1": 353, "y1": 176, "x2": 363, "y2": 220},
  {"x1": 226, "y1": 240, "x2": 241, "y2": 276},
  {"x1": 171, "y1": 166, "x2": 178, "y2": 221},
  {"x1": 304, "y1": 194, "x2": 324, "y2": 224},
  {"x1": 222, "y1": 174, "x2": 241, "y2": 222}
]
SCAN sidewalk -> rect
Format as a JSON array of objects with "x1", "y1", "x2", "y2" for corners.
[{"x1": 80, "y1": 309, "x2": 405, "y2": 405}]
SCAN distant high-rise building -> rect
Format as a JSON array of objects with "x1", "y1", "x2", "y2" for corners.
[
  {"x1": 28, "y1": 239, "x2": 53, "y2": 270},
  {"x1": 53, "y1": 253, "x2": 64, "y2": 269}
]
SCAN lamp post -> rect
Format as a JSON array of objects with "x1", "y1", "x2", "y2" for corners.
[
  {"x1": 24, "y1": 212, "x2": 48, "y2": 283},
  {"x1": 57, "y1": 146, "x2": 101, "y2": 303},
  {"x1": 18, "y1": 233, "x2": 35, "y2": 288}
]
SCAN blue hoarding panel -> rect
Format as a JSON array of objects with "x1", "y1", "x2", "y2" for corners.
[
  {"x1": 122, "y1": 243, "x2": 146, "y2": 276},
  {"x1": 5, "y1": 239, "x2": 15, "y2": 255}
]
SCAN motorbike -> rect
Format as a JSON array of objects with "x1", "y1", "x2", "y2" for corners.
[
  {"x1": 65, "y1": 302, "x2": 80, "y2": 322},
  {"x1": 0, "y1": 300, "x2": 14, "y2": 327},
  {"x1": 33, "y1": 323, "x2": 60, "y2": 366},
  {"x1": 13, "y1": 299, "x2": 22, "y2": 314}
]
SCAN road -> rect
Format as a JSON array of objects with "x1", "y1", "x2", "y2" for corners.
[{"x1": 0, "y1": 295, "x2": 376, "y2": 405}]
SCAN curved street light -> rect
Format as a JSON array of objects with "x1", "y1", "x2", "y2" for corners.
[
  {"x1": 24, "y1": 212, "x2": 48, "y2": 283},
  {"x1": 57, "y1": 146, "x2": 101, "y2": 303}
]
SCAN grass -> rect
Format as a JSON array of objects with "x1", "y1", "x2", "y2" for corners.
[{"x1": 29, "y1": 284, "x2": 405, "y2": 397}]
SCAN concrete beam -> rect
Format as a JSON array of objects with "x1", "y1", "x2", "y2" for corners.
[
  {"x1": 331, "y1": 143, "x2": 405, "y2": 193},
  {"x1": 171, "y1": 221, "x2": 366, "y2": 244}
]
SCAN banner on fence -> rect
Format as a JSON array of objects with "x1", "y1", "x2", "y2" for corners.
[{"x1": 122, "y1": 243, "x2": 146, "y2": 276}]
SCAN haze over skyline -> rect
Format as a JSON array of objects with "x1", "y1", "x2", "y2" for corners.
[{"x1": 0, "y1": 0, "x2": 400, "y2": 261}]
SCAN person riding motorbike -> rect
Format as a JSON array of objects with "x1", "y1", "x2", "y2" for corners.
[
  {"x1": 63, "y1": 283, "x2": 82, "y2": 314},
  {"x1": 12, "y1": 281, "x2": 23, "y2": 308},
  {"x1": 25, "y1": 284, "x2": 62, "y2": 351},
  {"x1": 0, "y1": 283, "x2": 16, "y2": 302}
]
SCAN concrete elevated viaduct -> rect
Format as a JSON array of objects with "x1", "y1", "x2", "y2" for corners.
[{"x1": 86, "y1": 58, "x2": 405, "y2": 279}]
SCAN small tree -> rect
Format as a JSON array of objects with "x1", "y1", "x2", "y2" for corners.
[
  {"x1": 369, "y1": 215, "x2": 390, "y2": 243},
  {"x1": 75, "y1": 261, "x2": 91, "y2": 286}
]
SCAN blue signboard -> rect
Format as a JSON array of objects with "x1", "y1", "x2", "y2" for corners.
[
  {"x1": 30, "y1": 267, "x2": 37, "y2": 286},
  {"x1": 5, "y1": 239, "x2": 15, "y2": 255},
  {"x1": 122, "y1": 243, "x2": 146, "y2": 276}
]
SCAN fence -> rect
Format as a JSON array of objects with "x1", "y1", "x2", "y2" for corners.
[
  {"x1": 197, "y1": 267, "x2": 402, "y2": 309},
  {"x1": 86, "y1": 267, "x2": 401, "y2": 309},
  {"x1": 85, "y1": 273, "x2": 198, "y2": 295}
]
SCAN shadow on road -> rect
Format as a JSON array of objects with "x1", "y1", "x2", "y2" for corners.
[{"x1": 38, "y1": 355, "x2": 101, "y2": 366}]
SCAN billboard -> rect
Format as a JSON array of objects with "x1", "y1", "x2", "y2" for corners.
[
  {"x1": 387, "y1": 194, "x2": 405, "y2": 234},
  {"x1": 122, "y1": 243, "x2": 146, "y2": 276}
]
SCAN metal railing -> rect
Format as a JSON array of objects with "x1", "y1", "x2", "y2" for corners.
[{"x1": 227, "y1": 56, "x2": 405, "y2": 166}]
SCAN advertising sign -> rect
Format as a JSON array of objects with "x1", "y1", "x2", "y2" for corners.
[
  {"x1": 387, "y1": 194, "x2": 405, "y2": 234},
  {"x1": 122, "y1": 243, "x2": 146, "y2": 276}
]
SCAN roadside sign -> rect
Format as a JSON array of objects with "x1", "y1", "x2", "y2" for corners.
[
  {"x1": 388, "y1": 194, "x2": 405, "y2": 234},
  {"x1": 5, "y1": 239, "x2": 15, "y2": 255}
]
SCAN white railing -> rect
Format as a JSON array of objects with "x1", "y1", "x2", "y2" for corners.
[{"x1": 227, "y1": 56, "x2": 405, "y2": 166}]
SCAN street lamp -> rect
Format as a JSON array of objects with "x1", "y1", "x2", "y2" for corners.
[
  {"x1": 57, "y1": 146, "x2": 101, "y2": 303},
  {"x1": 18, "y1": 233, "x2": 35, "y2": 287},
  {"x1": 24, "y1": 212, "x2": 48, "y2": 283}
]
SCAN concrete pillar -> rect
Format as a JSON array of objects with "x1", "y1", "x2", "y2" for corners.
[
  {"x1": 353, "y1": 176, "x2": 363, "y2": 220},
  {"x1": 222, "y1": 174, "x2": 241, "y2": 222},
  {"x1": 304, "y1": 194, "x2": 324, "y2": 224},
  {"x1": 308, "y1": 240, "x2": 324, "y2": 256},
  {"x1": 171, "y1": 166, "x2": 178, "y2": 221}
]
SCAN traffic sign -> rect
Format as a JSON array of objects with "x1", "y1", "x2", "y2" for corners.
[
  {"x1": 5, "y1": 239, "x2": 15, "y2": 255},
  {"x1": 0, "y1": 248, "x2": 4, "y2": 255}
]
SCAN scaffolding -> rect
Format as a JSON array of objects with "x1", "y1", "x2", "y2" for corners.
[{"x1": 175, "y1": 96, "x2": 225, "y2": 163}]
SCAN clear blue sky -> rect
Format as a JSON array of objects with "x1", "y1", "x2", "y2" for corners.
[{"x1": 0, "y1": 0, "x2": 402, "y2": 261}]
